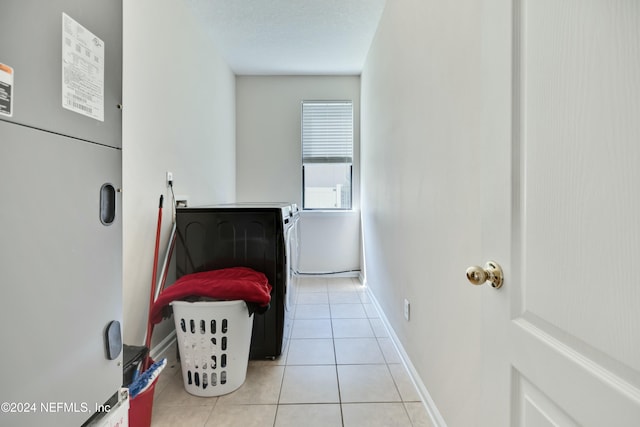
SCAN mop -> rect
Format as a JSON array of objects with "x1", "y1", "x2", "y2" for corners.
[
  {"x1": 127, "y1": 194, "x2": 177, "y2": 426},
  {"x1": 126, "y1": 193, "x2": 175, "y2": 384},
  {"x1": 139, "y1": 191, "x2": 178, "y2": 369},
  {"x1": 141, "y1": 195, "x2": 165, "y2": 371},
  {"x1": 129, "y1": 358, "x2": 167, "y2": 399}
]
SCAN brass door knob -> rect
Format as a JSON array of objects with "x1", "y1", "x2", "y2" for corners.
[{"x1": 466, "y1": 261, "x2": 503, "y2": 289}]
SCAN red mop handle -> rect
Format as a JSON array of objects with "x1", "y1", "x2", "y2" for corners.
[{"x1": 143, "y1": 195, "x2": 163, "y2": 369}]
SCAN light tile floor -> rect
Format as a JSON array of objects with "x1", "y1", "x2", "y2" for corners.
[{"x1": 150, "y1": 276, "x2": 433, "y2": 427}]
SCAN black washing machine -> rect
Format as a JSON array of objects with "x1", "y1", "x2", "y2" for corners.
[{"x1": 175, "y1": 202, "x2": 296, "y2": 359}]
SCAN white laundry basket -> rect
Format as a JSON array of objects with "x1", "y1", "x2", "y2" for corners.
[{"x1": 171, "y1": 300, "x2": 253, "y2": 397}]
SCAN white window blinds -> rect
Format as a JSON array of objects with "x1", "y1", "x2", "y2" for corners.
[{"x1": 302, "y1": 101, "x2": 353, "y2": 164}]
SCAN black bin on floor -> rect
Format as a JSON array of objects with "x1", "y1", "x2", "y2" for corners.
[{"x1": 122, "y1": 344, "x2": 149, "y2": 387}]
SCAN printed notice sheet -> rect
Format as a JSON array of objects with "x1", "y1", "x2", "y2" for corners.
[
  {"x1": 62, "y1": 13, "x2": 104, "y2": 121},
  {"x1": 0, "y1": 63, "x2": 13, "y2": 117}
]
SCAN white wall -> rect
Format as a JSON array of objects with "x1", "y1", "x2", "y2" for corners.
[
  {"x1": 236, "y1": 76, "x2": 360, "y2": 273},
  {"x1": 297, "y1": 210, "x2": 361, "y2": 273},
  {"x1": 360, "y1": 1, "x2": 483, "y2": 425},
  {"x1": 122, "y1": 0, "x2": 236, "y2": 346}
]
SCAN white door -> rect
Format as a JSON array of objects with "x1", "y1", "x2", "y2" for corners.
[{"x1": 479, "y1": 0, "x2": 640, "y2": 426}]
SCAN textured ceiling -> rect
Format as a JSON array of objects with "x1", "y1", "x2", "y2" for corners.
[{"x1": 186, "y1": 0, "x2": 386, "y2": 75}]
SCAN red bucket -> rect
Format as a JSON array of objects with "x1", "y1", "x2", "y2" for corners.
[{"x1": 128, "y1": 377, "x2": 158, "y2": 427}]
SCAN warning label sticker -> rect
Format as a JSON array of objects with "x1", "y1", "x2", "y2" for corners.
[
  {"x1": 0, "y1": 63, "x2": 13, "y2": 117},
  {"x1": 62, "y1": 13, "x2": 105, "y2": 121}
]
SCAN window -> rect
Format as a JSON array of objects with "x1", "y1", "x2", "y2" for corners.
[{"x1": 302, "y1": 101, "x2": 353, "y2": 210}]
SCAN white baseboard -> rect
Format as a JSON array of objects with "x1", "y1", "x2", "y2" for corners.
[
  {"x1": 358, "y1": 271, "x2": 366, "y2": 285},
  {"x1": 149, "y1": 330, "x2": 177, "y2": 361},
  {"x1": 364, "y1": 286, "x2": 448, "y2": 427},
  {"x1": 296, "y1": 270, "x2": 360, "y2": 278}
]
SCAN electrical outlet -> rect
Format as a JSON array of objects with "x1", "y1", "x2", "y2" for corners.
[
  {"x1": 175, "y1": 195, "x2": 189, "y2": 207},
  {"x1": 404, "y1": 299, "x2": 410, "y2": 321},
  {"x1": 166, "y1": 171, "x2": 173, "y2": 187}
]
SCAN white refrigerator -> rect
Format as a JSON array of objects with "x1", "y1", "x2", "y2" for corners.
[{"x1": 0, "y1": 1, "x2": 124, "y2": 425}]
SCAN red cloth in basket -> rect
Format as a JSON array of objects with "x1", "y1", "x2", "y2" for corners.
[{"x1": 150, "y1": 267, "x2": 272, "y2": 324}]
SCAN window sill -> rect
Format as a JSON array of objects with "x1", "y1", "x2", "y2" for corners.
[{"x1": 300, "y1": 209, "x2": 360, "y2": 215}]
